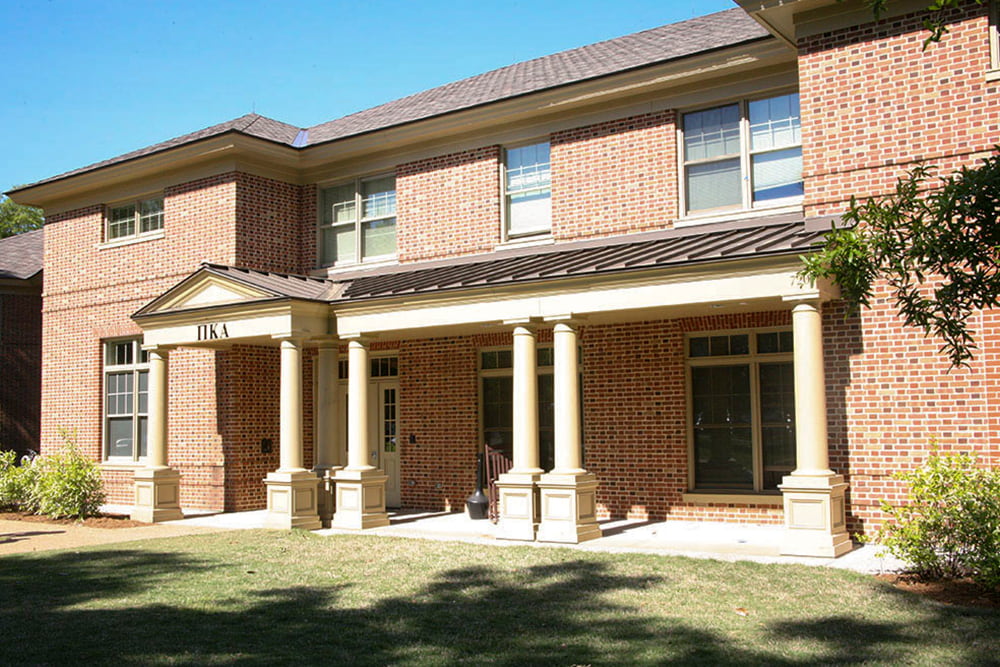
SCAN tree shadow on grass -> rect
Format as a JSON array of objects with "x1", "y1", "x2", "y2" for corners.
[{"x1": 1, "y1": 547, "x2": 998, "y2": 665}]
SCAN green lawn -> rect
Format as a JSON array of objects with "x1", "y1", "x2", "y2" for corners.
[{"x1": 1, "y1": 531, "x2": 997, "y2": 665}]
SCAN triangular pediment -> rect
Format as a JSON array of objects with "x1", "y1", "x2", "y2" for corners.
[{"x1": 135, "y1": 268, "x2": 279, "y2": 317}]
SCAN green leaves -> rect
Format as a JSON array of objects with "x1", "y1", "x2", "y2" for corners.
[
  {"x1": 0, "y1": 195, "x2": 43, "y2": 239},
  {"x1": 800, "y1": 151, "x2": 1000, "y2": 367},
  {"x1": 874, "y1": 450, "x2": 1000, "y2": 587}
]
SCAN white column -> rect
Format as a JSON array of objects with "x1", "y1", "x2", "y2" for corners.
[
  {"x1": 146, "y1": 347, "x2": 170, "y2": 469},
  {"x1": 511, "y1": 324, "x2": 542, "y2": 474},
  {"x1": 314, "y1": 341, "x2": 340, "y2": 471},
  {"x1": 264, "y1": 334, "x2": 320, "y2": 530},
  {"x1": 779, "y1": 300, "x2": 850, "y2": 557},
  {"x1": 278, "y1": 337, "x2": 305, "y2": 472},
  {"x1": 314, "y1": 340, "x2": 340, "y2": 526},
  {"x1": 131, "y1": 345, "x2": 182, "y2": 523},
  {"x1": 332, "y1": 335, "x2": 389, "y2": 530},
  {"x1": 552, "y1": 321, "x2": 583, "y2": 474},
  {"x1": 537, "y1": 319, "x2": 601, "y2": 544},
  {"x1": 347, "y1": 337, "x2": 373, "y2": 471},
  {"x1": 496, "y1": 320, "x2": 543, "y2": 541},
  {"x1": 791, "y1": 302, "x2": 833, "y2": 476}
]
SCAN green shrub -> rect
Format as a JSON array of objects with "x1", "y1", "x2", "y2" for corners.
[
  {"x1": 873, "y1": 450, "x2": 1000, "y2": 588},
  {"x1": 29, "y1": 430, "x2": 106, "y2": 519},
  {"x1": 0, "y1": 450, "x2": 39, "y2": 512}
]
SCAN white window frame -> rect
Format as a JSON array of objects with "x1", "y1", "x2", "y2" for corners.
[
  {"x1": 103, "y1": 338, "x2": 149, "y2": 463},
  {"x1": 989, "y1": 0, "x2": 1000, "y2": 76},
  {"x1": 501, "y1": 141, "x2": 552, "y2": 241},
  {"x1": 318, "y1": 173, "x2": 397, "y2": 267},
  {"x1": 685, "y1": 327, "x2": 795, "y2": 494},
  {"x1": 106, "y1": 196, "x2": 164, "y2": 242},
  {"x1": 678, "y1": 92, "x2": 803, "y2": 218}
]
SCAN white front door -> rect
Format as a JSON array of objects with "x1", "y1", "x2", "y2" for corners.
[{"x1": 376, "y1": 382, "x2": 400, "y2": 508}]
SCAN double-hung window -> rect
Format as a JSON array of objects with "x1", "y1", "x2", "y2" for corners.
[
  {"x1": 104, "y1": 339, "x2": 149, "y2": 461},
  {"x1": 682, "y1": 92, "x2": 802, "y2": 214},
  {"x1": 319, "y1": 175, "x2": 397, "y2": 266},
  {"x1": 503, "y1": 142, "x2": 551, "y2": 238},
  {"x1": 687, "y1": 330, "x2": 795, "y2": 492},
  {"x1": 107, "y1": 197, "x2": 164, "y2": 241}
]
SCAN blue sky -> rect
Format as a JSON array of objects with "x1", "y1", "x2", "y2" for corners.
[{"x1": 2, "y1": 0, "x2": 736, "y2": 196}]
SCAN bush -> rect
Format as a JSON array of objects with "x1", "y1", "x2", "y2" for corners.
[
  {"x1": 0, "y1": 449, "x2": 39, "y2": 512},
  {"x1": 29, "y1": 430, "x2": 105, "y2": 519},
  {"x1": 873, "y1": 450, "x2": 1000, "y2": 588},
  {"x1": 0, "y1": 430, "x2": 106, "y2": 519}
]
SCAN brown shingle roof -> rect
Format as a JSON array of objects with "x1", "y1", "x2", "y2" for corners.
[
  {"x1": 0, "y1": 228, "x2": 44, "y2": 280},
  {"x1": 306, "y1": 9, "x2": 768, "y2": 144},
  {"x1": 12, "y1": 114, "x2": 302, "y2": 192},
  {"x1": 11, "y1": 8, "x2": 768, "y2": 195}
]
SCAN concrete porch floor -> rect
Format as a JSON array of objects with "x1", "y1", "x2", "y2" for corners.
[{"x1": 158, "y1": 509, "x2": 905, "y2": 574}]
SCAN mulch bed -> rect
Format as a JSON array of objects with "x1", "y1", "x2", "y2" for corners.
[
  {"x1": 0, "y1": 511, "x2": 148, "y2": 529},
  {"x1": 876, "y1": 573, "x2": 1000, "y2": 609}
]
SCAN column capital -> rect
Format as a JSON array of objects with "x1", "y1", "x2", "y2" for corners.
[
  {"x1": 141, "y1": 343, "x2": 176, "y2": 354},
  {"x1": 782, "y1": 292, "x2": 822, "y2": 305},
  {"x1": 543, "y1": 314, "x2": 586, "y2": 326},
  {"x1": 340, "y1": 332, "x2": 374, "y2": 344},
  {"x1": 311, "y1": 335, "x2": 340, "y2": 349},
  {"x1": 272, "y1": 331, "x2": 308, "y2": 344},
  {"x1": 502, "y1": 317, "x2": 540, "y2": 329}
]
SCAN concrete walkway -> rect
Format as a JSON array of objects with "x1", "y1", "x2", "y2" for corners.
[{"x1": 164, "y1": 509, "x2": 906, "y2": 574}]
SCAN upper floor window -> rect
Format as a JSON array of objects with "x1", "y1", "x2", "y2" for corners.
[
  {"x1": 107, "y1": 197, "x2": 163, "y2": 241},
  {"x1": 320, "y1": 174, "x2": 397, "y2": 266},
  {"x1": 682, "y1": 93, "x2": 802, "y2": 215},
  {"x1": 104, "y1": 339, "x2": 149, "y2": 462},
  {"x1": 990, "y1": 0, "x2": 999, "y2": 72},
  {"x1": 504, "y1": 142, "x2": 551, "y2": 238}
]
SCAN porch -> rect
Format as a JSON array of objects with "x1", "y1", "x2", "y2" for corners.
[{"x1": 127, "y1": 218, "x2": 854, "y2": 558}]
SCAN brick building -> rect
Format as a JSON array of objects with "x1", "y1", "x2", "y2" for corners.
[
  {"x1": 0, "y1": 228, "x2": 43, "y2": 460},
  {"x1": 7, "y1": 0, "x2": 1000, "y2": 556}
]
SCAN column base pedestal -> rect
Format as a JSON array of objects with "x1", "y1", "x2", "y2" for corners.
[
  {"x1": 331, "y1": 468, "x2": 390, "y2": 530},
  {"x1": 131, "y1": 467, "x2": 184, "y2": 523},
  {"x1": 779, "y1": 474, "x2": 852, "y2": 558},
  {"x1": 536, "y1": 472, "x2": 602, "y2": 544},
  {"x1": 313, "y1": 465, "x2": 342, "y2": 528},
  {"x1": 495, "y1": 472, "x2": 541, "y2": 541},
  {"x1": 264, "y1": 470, "x2": 322, "y2": 530}
]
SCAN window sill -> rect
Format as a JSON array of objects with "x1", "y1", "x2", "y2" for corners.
[
  {"x1": 675, "y1": 203, "x2": 803, "y2": 229},
  {"x1": 681, "y1": 492, "x2": 783, "y2": 506},
  {"x1": 495, "y1": 234, "x2": 554, "y2": 252},
  {"x1": 986, "y1": 68, "x2": 1000, "y2": 83},
  {"x1": 97, "y1": 230, "x2": 164, "y2": 250},
  {"x1": 319, "y1": 256, "x2": 399, "y2": 277}
]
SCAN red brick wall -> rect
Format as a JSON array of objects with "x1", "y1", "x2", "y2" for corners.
[
  {"x1": 799, "y1": 2, "x2": 999, "y2": 219},
  {"x1": 552, "y1": 110, "x2": 678, "y2": 241},
  {"x1": 398, "y1": 337, "x2": 480, "y2": 510},
  {"x1": 38, "y1": 172, "x2": 306, "y2": 510},
  {"x1": 397, "y1": 146, "x2": 502, "y2": 263},
  {"x1": 235, "y1": 172, "x2": 310, "y2": 274},
  {"x1": 0, "y1": 290, "x2": 42, "y2": 457},
  {"x1": 823, "y1": 295, "x2": 997, "y2": 535}
]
